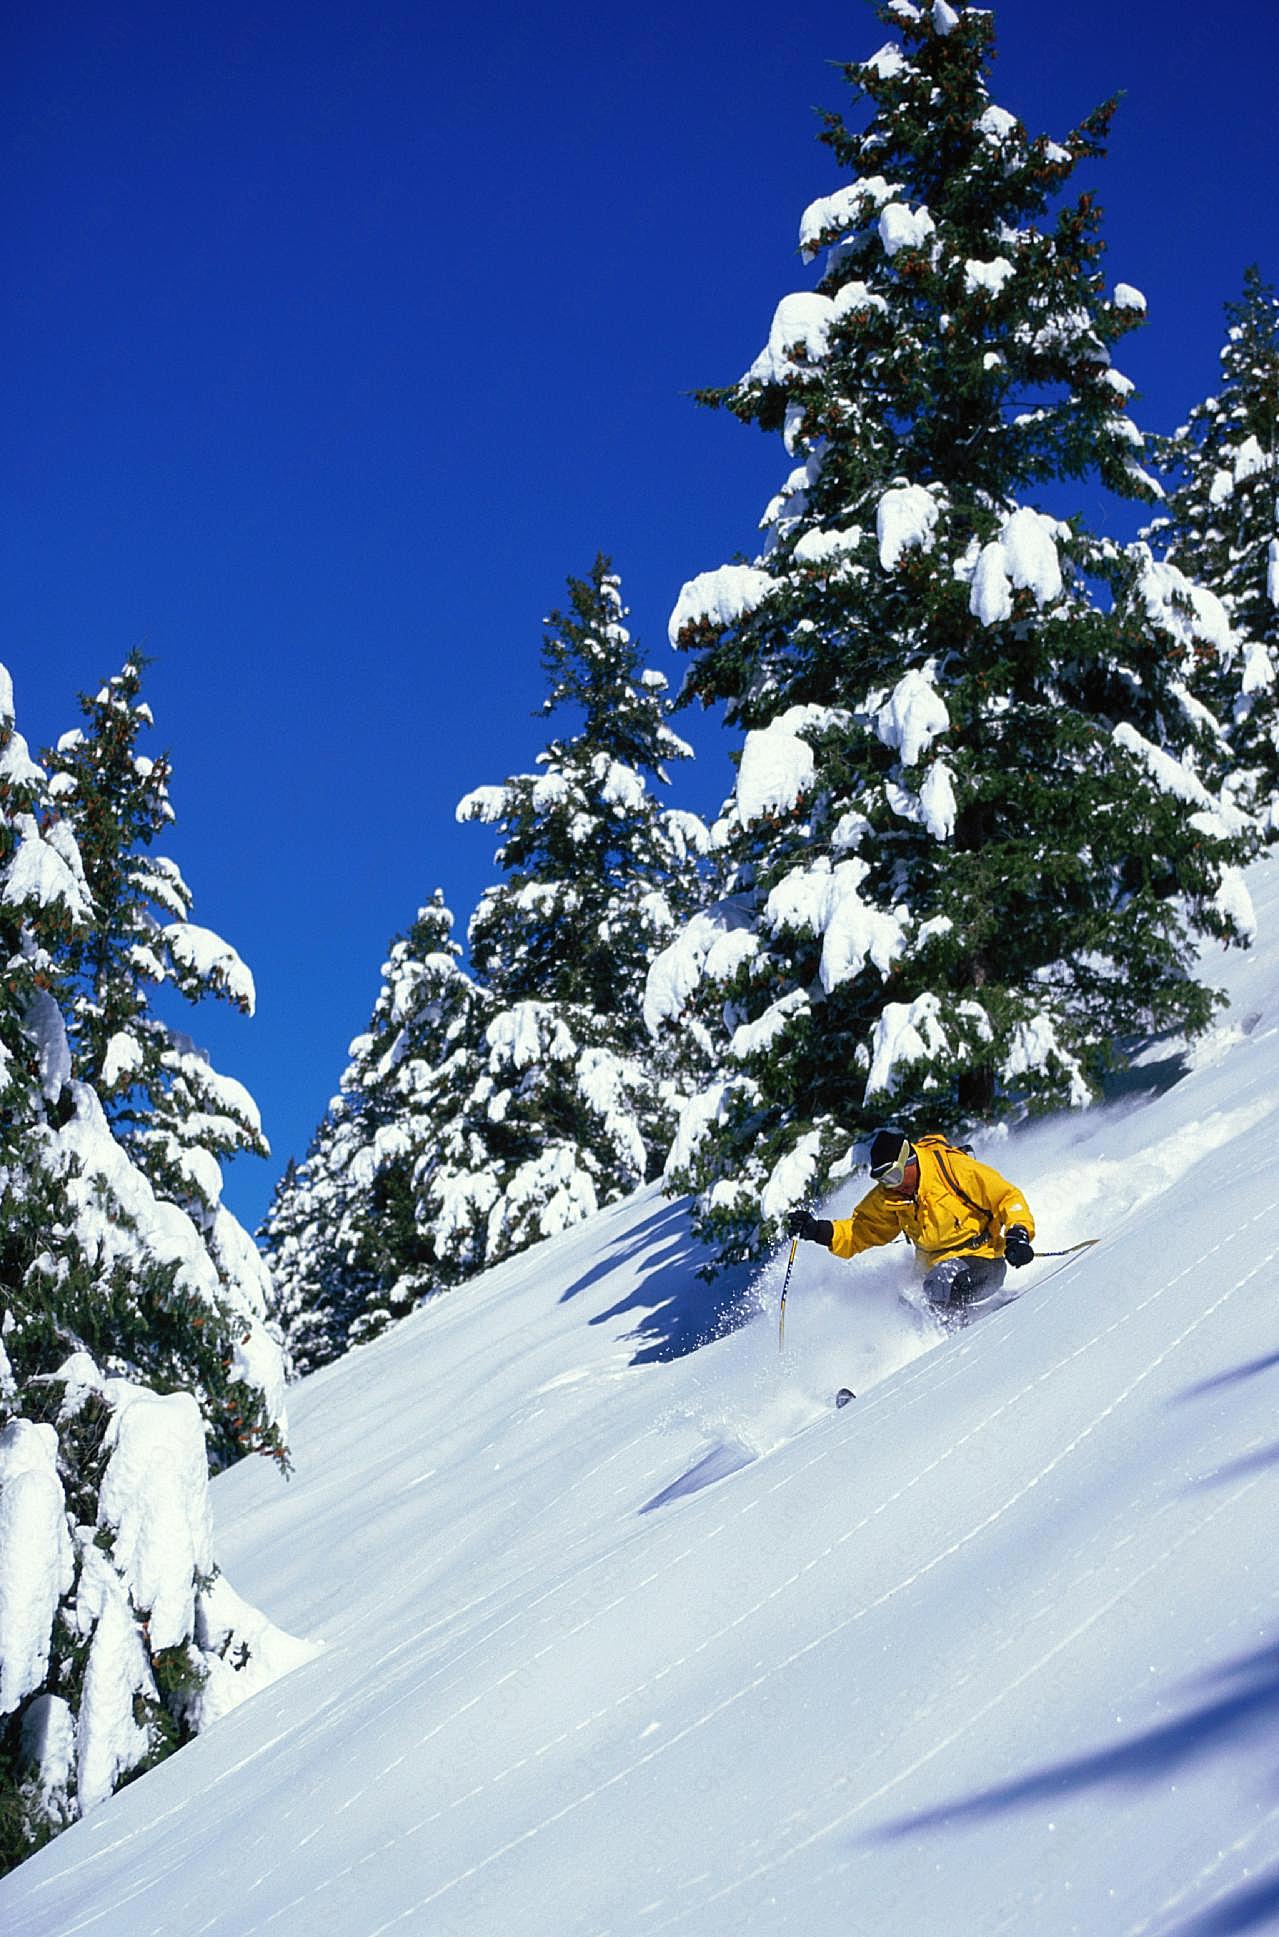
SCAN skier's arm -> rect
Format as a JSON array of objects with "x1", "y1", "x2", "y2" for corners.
[{"x1": 829, "y1": 1188, "x2": 901, "y2": 1259}]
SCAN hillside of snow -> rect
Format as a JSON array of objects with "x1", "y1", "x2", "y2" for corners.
[{"x1": 7, "y1": 861, "x2": 1279, "y2": 1936}]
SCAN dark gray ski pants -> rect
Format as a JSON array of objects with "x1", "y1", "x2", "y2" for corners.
[{"x1": 922, "y1": 1253, "x2": 1008, "y2": 1311}]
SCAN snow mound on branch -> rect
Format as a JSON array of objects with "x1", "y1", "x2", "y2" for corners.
[
  {"x1": 964, "y1": 257, "x2": 1015, "y2": 298},
  {"x1": 2, "y1": 816, "x2": 94, "y2": 923},
  {"x1": 760, "y1": 1129, "x2": 823, "y2": 1222},
  {"x1": 487, "y1": 1003, "x2": 576, "y2": 1072},
  {"x1": 97, "y1": 1387, "x2": 213, "y2": 1652},
  {"x1": 530, "y1": 772, "x2": 571, "y2": 813},
  {"x1": 663, "y1": 1079, "x2": 740, "y2": 1180},
  {"x1": 21, "y1": 1694, "x2": 74, "y2": 1819},
  {"x1": 878, "y1": 202, "x2": 936, "y2": 257},
  {"x1": 978, "y1": 105, "x2": 1020, "y2": 146},
  {"x1": 1133, "y1": 550, "x2": 1235, "y2": 663},
  {"x1": 1214, "y1": 866, "x2": 1258, "y2": 944},
  {"x1": 1112, "y1": 724, "x2": 1248, "y2": 840},
  {"x1": 48, "y1": 1085, "x2": 288, "y2": 1436},
  {"x1": 729, "y1": 989, "x2": 810, "y2": 1062},
  {"x1": 793, "y1": 525, "x2": 863, "y2": 566},
  {"x1": 919, "y1": 761, "x2": 958, "y2": 840},
  {"x1": 74, "y1": 1551, "x2": 155, "y2": 1812},
  {"x1": 798, "y1": 177, "x2": 901, "y2": 261},
  {"x1": 455, "y1": 784, "x2": 509, "y2": 825},
  {"x1": 834, "y1": 281, "x2": 888, "y2": 321},
  {"x1": 765, "y1": 859, "x2": 905, "y2": 994},
  {"x1": 745, "y1": 292, "x2": 836, "y2": 385},
  {"x1": 865, "y1": 993, "x2": 949, "y2": 1095},
  {"x1": 194, "y1": 1576, "x2": 320, "y2": 1729},
  {"x1": 0, "y1": 730, "x2": 47, "y2": 790},
  {"x1": 1114, "y1": 283, "x2": 1147, "y2": 312},
  {"x1": 968, "y1": 506, "x2": 1063, "y2": 625},
  {"x1": 1004, "y1": 1014, "x2": 1091, "y2": 1110},
  {"x1": 599, "y1": 759, "x2": 646, "y2": 814},
  {"x1": 864, "y1": 42, "x2": 908, "y2": 80},
  {"x1": 1240, "y1": 639, "x2": 1276, "y2": 696},
  {"x1": 0, "y1": 1424, "x2": 74, "y2": 1716},
  {"x1": 101, "y1": 1031, "x2": 145, "y2": 1091},
  {"x1": 1269, "y1": 538, "x2": 1279, "y2": 608},
  {"x1": 491, "y1": 1146, "x2": 598, "y2": 1250},
  {"x1": 22, "y1": 989, "x2": 72, "y2": 1103},
  {"x1": 735, "y1": 719, "x2": 816, "y2": 824},
  {"x1": 875, "y1": 667, "x2": 950, "y2": 766},
  {"x1": 877, "y1": 483, "x2": 940, "y2": 569},
  {"x1": 164, "y1": 923, "x2": 256, "y2": 1013},
  {"x1": 52, "y1": 1085, "x2": 225, "y2": 1307},
  {"x1": 1230, "y1": 434, "x2": 1268, "y2": 483},
  {"x1": 668, "y1": 565, "x2": 776, "y2": 646},
  {"x1": 644, "y1": 900, "x2": 760, "y2": 1033},
  {"x1": 886, "y1": 760, "x2": 958, "y2": 841}
]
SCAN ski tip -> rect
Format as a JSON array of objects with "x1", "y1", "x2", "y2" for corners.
[{"x1": 835, "y1": 1387, "x2": 856, "y2": 1409}]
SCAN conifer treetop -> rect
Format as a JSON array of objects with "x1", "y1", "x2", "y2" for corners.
[{"x1": 677, "y1": 0, "x2": 1158, "y2": 733}]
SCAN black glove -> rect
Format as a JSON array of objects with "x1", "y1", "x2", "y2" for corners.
[
  {"x1": 1004, "y1": 1225, "x2": 1034, "y2": 1268},
  {"x1": 787, "y1": 1209, "x2": 834, "y2": 1246}
]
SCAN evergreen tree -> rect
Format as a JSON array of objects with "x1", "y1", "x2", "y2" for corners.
[
  {"x1": 441, "y1": 557, "x2": 710, "y2": 1268},
  {"x1": 262, "y1": 893, "x2": 488, "y2": 1371},
  {"x1": 259, "y1": 1105, "x2": 379, "y2": 1376},
  {"x1": 43, "y1": 653, "x2": 282, "y2": 1467},
  {"x1": 654, "y1": 2, "x2": 1258, "y2": 1269},
  {"x1": 0, "y1": 662, "x2": 298, "y2": 1871},
  {"x1": 1146, "y1": 266, "x2": 1279, "y2": 820}
]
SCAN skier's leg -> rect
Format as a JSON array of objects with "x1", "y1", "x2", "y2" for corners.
[
  {"x1": 961, "y1": 1256, "x2": 1009, "y2": 1309},
  {"x1": 921, "y1": 1256, "x2": 974, "y2": 1310},
  {"x1": 921, "y1": 1255, "x2": 1008, "y2": 1313}
]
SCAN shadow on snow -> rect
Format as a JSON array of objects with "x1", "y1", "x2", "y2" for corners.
[
  {"x1": 558, "y1": 1196, "x2": 759, "y2": 1366},
  {"x1": 869, "y1": 1641, "x2": 1279, "y2": 1932},
  {"x1": 1177, "y1": 1351, "x2": 1279, "y2": 1403},
  {"x1": 1178, "y1": 1353, "x2": 1279, "y2": 1489}
]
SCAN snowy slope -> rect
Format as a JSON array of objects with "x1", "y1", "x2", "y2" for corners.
[{"x1": 8, "y1": 865, "x2": 1279, "y2": 1936}]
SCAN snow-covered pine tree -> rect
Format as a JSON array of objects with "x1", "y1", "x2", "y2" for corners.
[
  {"x1": 1146, "y1": 266, "x2": 1279, "y2": 822},
  {"x1": 43, "y1": 653, "x2": 284, "y2": 1467},
  {"x1": 258, "y1": 1103, "x2": 378, "y2": 1376},
  {"x1": 338, "y1": 894, "x2": 488, "y2": 1334},
  {"x1": 0, "y1": 662, "x2": 305, "y2": 1871},
  {"x1": 654, "y1": 1, "x2": 1258, "y2": 1268},
  {"x1": 262, "y1": 892, "x2": 488, "y2": 1371},
  {"x1": 443, "y1": 557, "x2": 710, "y2": 1269}
]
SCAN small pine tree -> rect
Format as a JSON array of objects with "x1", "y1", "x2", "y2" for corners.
[
  {"x1": 1146, "y1": 265, "x2": 1279, "y2": 821},
  {"x1": 656, "y1": 3, "x2": 1258, "y2": 1269},
  {"x1": 259, "y1": 1104, "x2": 381, "y2": 1376},
  {"x1": 443, "y1": 557, "x2": 710, "y2": 1267},
  {"x1": 262, "y1": 893, "x2": 489, "y2": 1370}
]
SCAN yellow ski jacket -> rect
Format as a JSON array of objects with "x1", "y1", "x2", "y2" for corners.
[{"x1": 828, "y1": 1135, "x2": 1035, "y2": 1271}]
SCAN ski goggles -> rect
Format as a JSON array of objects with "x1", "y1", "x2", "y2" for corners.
[{"x1": 870, "y1": 1136, "x2": 915, "y2": 1189}]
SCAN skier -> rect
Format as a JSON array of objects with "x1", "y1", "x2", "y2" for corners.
[{"x1": 787, "y1": 1126, "x2": 1036, "y2": 1315}]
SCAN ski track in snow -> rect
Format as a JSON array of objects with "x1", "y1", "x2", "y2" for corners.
[{"x1": 139, "y1": 1199, "x2": 1279, "y2": 1937}]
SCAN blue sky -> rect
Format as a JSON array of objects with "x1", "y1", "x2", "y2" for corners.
[{"x1": 5, "y1": 0, "x2": 1276, "y2": 1230}]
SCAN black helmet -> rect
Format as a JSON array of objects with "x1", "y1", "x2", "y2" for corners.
[{"x1": 869, "y1": 1127, "x2": 914, "y2": 1185}]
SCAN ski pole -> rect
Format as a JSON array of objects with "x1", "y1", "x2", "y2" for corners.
[
  {"x1": 778, "y1": 1236, "x2": 799, "y2": 1352},
  {"x1": 1034, "y1": 1238, "x2": 1100, "y2": 1259}
]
